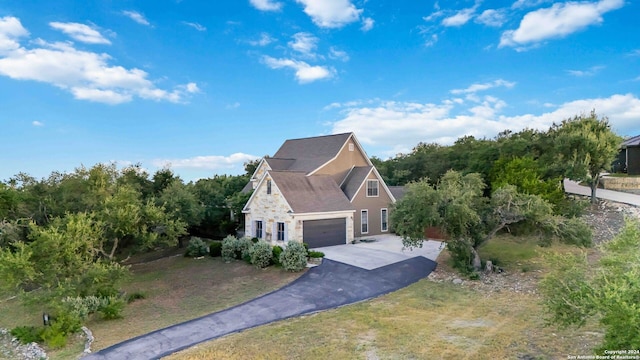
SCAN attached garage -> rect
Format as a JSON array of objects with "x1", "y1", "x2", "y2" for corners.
[{"x1": 303, "y1": 218, "x2": 347, "y2": 248}]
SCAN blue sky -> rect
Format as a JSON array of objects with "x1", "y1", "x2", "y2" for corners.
[{"x1": 1, "y1": 0, "x2": 639, "y2": 182}]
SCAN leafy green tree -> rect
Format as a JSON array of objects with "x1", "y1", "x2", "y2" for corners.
[
  {"x1": 393, "y1": 171, "x2": 578, "y2": 271},
  {"x1": 157, "y1": 180, "x2": 204, "y2": 229},
  {"x1": 490, "y1": 156, "x2": 564, "y2": 207},
  {"x1": 549, "y1": 111, "x2": 622, "y2": 203},
  {"x1": 541, "y1": 219, "x2": 640, "y2": 353}
]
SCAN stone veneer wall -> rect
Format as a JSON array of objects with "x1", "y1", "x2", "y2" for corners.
[
  {"x1": 600, "y1": 176, "x2": 640, "y2": 190},
  {"x1": 244, "y1": 175, "x2": 297, "y2": 244}
]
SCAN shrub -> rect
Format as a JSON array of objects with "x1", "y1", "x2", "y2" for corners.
[
  {"x1": 41, "y1": 328, "x2": 67, "y2": 349},
  {"x1": 209, "y1": 241, "x2": 222, "y2": 257},
  {"x1": 126, "y1": 292, "x2": 146, "y2": 304},
  {"x1": 251, "y1": 237, "x2": 259, "y2": 243},
  {"x1": 272, "y1": 245, "x2": 283, "y2": 266},
  {"x1": 40, "y1": 309, "x2": 82, "y2": 348},
  {"x1": 250, "y1": 241, "x2": 273, "y2": 269},
  {"x1": 238, "y1": 237, "x2": 253, "y2": 259},
  {"x1": 307, "y1": 250, "x2": 325, "y2": 258},
  {"x1": 10, "y1": 326, "x2": 43, "y2": 344},
  {"x1": 185, "y1": 237, "x2": 209, "y2": 257},
  {"x1": 61, "y1": 295, "x2": 108, "y2": 320},
  {"x1": 221, "y1": 235, "x2": 239, "y2": 261},
  {"x1": 279, "y1": 241, "x2": 308, "y2": 272},
  {"x1": 557, "y1": 217, "x2": 593, "y2": 247},
  {"x1": 98, "y1": 296, "x2": 126, "y2": 320}
]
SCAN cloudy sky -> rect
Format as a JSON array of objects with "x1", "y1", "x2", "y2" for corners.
[{"x1": 1, "y1": 0, "x2": 639, "y2": 181}]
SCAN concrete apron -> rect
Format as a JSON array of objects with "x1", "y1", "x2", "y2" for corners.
[{"x1": 314, "y1": 235, "x2": 444, "y2": 270}]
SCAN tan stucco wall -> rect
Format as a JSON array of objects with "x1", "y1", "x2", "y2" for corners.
[
  {"x1": 314, "y1": 138, "x2": 370, "y2": 183},
  {"x1": 244, "y1": 174, "x2": 297, "y2": 245},
  {"x1": 352, "y1": 172, "x2": 394, "y2": 238}
]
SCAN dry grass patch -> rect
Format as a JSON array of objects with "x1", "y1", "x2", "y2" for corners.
[
  {"x1": 0, "y1": 252, "x2": 301, "y2": 359},
  {"x1": 167, "y1": 236, "x2": 604, "y2": 360}
]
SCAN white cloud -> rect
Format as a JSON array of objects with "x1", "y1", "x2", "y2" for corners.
[
  {"x1": 288, "y1": 32, "x2": 318, "y2": 57},
  {"x1": 361, "y1": 17, "x2": 374, "y2": 31},
  {"x1": 182, "y1": 22, "x2": 206, "y2": 31},
  {"x1": 566, "y1": 65, "x2": 605, "y2": 77},
  {"x1": 49, "y1": 22, "x2": 111, "y2": 44},
  {"x1": 226, "y1": 102, "x2": 240, "y2": 109},
  {"x1": 328, "y1": 93, "x2": 640, "y2": 155},
  {"x1": 500, "y1": 0, "x2": 624, "y2": 48},
  {"x1": 442, "y1": 5, "x2": 477, "y2": 27},
  {"x1": 32, "y1": 120, "x2": 44, "y2": 127},
  {"x1": 249, "y1": 0, "x2": 283, "y2": 12},
  {"x1": 154, "y1": 153, "x2": 259, "y2": 170},
  {"x1": 248, "y1": 32, "x2": 276, "y2": 46},
  {"x1": 450, "y1": 79, "x2": 516, "y2": 94},
  {"x1": 424, "y1": 34, "x2": 438, "y2": 47},
  {"x1": 328, "y1": 47, "x2": 349, "y2": 62},
  {"x1": 475, "y1": 9, "x2": 507, "y2": 27},
  {"x1": 0, "y1": 16, "x2": 29, "y2": 55},
  {"x1": 295, "y1": 0, "x2": 363, "y2": 28},
  {"x1": 122, "y1": 11, "x2": 151, "y2": 26},
  {"x1": 262, "y1": 55, "x2": 334, "y2": 83},
  {"x1": 0, "y1": 17, "x2": 198, "y2": 104}
]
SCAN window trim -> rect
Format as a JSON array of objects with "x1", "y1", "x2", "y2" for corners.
[
  {"x1": 361, "y1": 209, "x2": 369, "y2": 234},
  {"x1": 266, "y1": 179, "x2": 272, "y2": 195},
  {"x1": 366, "y1": 180, "x2": 379, "y2": 197},
  {"x1": 277, "y1": 222, "x2": 285, "y2": 241},
  {"x1": 255, "y1": 220, "x2": 263, "y2": 239},
  {"x1": 348, "y1": 143, "x2": 354, "y2": 151},
  {"x1": 381, "y1": 208, "x2": 388, "y2": 232}
]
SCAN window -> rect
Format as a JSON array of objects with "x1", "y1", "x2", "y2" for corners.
[
  {"x1": 361, "y1": 210, "x2": 368, "y2": 234},
  {"x1": 266, "y1": 180, "x2": 272, "y2": 194},
  {"x1": 381, "y1": 209, "x2": 388, "y2": 232},
  {"x1": 277, "y1": 222, "x2": 285, "y2": 241},
  {"x1": 366, "y1": 180, "x2": 379, "y2": 197},
  {"x1": 255, "y1": 221, "x2": 263, "y2": 239},
  {"x1": 349, "y1": 143, "x2": 354, "y2": 151}
]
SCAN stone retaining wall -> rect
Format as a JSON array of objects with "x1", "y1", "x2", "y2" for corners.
[{"x1": 600, "y1": 176, "x2": 640, "y2": 190}]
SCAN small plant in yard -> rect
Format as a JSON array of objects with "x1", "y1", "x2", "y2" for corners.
[
  {"x1": 185, "y1": 237, "x2": 209, "y2": 257},
  {"x1": 99, "y1": 296, "x2": 126, "y2": 320},
  {"x1": 307, "y1": 250, "x2": 325, "y2": 258},
  {"x1": 221, "y1": 235, "x2": 239, "y2": 261},
  {"x1": 238, "y1": 237, "x2": 253, "y2": 259},
  {"x1": 272, "y1": 245, "x2": 283, "y2": 266},
  {"x1": 279, "y1": 241, "x2": 308, "y2": 272},
  {"x1": 10, "y1": 326, "x2": 44, "y2": 344},
  {"x1": 126, "y1": 291, "x2": 147, "y2": 303},
  {"x1": 250, "y1": 241, "x2": 273, "y2": 268},
  {"x1": 209, "y1": 241, "x2": 222, "y2": 257}
]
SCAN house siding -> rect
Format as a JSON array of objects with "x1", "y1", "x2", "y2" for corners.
[
  {"x1": 314, "y1": 138, "x2": 370, "y2": 183},
  {"x1": 351, "y1": 172, "x2": 394, "y2": 238},
  {"x1": 244, "y1": 175, "x2": 295, "y2": 245}
]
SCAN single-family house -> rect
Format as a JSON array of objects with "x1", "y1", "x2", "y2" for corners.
[
  {"x1": 242, "y1": 133, "x2": 396, "y2": 248},
  {"x1": 617, "y1": 135, "x2": 640, "y2": 175}
]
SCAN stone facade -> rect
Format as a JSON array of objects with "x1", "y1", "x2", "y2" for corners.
[
  {"x1": 244, "y1": 174, "x2": 296, "y2": 244},
  {"x1": 600, "y1": 176, "x2": 640, "y2": 191}
]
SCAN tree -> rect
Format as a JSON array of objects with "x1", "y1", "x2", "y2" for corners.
[
  {"x1": 550, "y1": 111, "x2": 622, "y2": 204},
  {"x1": 541, "y1": 219, "x2": 640, "y2": 353},
  {"x1": 392, "y1": 171, "x2": 576, "y2": 272}
]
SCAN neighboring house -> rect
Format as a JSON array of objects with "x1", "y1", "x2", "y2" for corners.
[
  {"x1": 242, "y1": 133, "x2": 396, "y2": 248},
  {"x1": 615, "y1": 135, "x2": 640, "y2": 175}
]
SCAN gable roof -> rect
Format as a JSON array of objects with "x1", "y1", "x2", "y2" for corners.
[
  {"x1": 340, "y1": 166, "x2": 373, "y2": 200},
  {"x1": 268, "y1": 171, "x2": 354, "y2": 213},
  {"x1": 388, "y1": 186, "x2": 407, "y2": 201},
  {"x1": 622, "y1": 135, "x2": 640, "y2": 148},
  {"x1": 268, "y1": 133, "x2": 353, "y2": 174}
]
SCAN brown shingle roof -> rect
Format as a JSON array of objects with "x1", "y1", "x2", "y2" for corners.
[
  {"x1": 269, "y1": 171, "x2": 354, "y2": 213},
  {"x1": 271, "y1": 133, "x2": 352, "y2": 174},
  {"x1": 340, "y1": 166, "x2": 372, "y2": 200},
  {"x1": 388, "y1": 186, "x2": 407, "y2": 200}
]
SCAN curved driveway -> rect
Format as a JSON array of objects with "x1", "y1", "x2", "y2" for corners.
[{"x1": 85, "y1": 256, "x2": 437, "y2": 360}]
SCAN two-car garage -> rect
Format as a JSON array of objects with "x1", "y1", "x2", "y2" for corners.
[{"x1": 302, "y1": 218, "x2": 347, "y2": 248}]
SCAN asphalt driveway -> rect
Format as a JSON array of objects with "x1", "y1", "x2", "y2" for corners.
[{"x1": 85, "y1": 255, "x2": 438, "y2": 360}]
